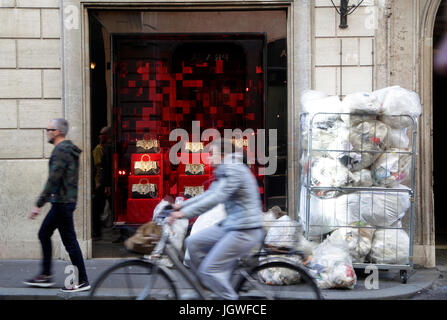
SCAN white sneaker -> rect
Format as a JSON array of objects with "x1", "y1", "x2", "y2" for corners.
[{"x1": 61, "y1": 281, "x2": 91, "y2": 293}]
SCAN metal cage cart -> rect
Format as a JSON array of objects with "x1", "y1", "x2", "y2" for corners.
[{"x1": 297, "y1": 112, "x2": 418, "y2": 284}]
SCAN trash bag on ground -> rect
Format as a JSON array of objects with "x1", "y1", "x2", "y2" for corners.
[
  {"x1": 258, "y1": 254, "x2": 304, "y2": 285},
  {"x1": 264, "y1": 215, "x2": 304, "y2": 250},
  {"x1": 328, "y1": 222, "x2": 375, "y2": 263},
  {"x1": 371, "y1": 149, "x2": 412, "y2": 187},
  {"x1": 370, "y1": 229, "x2": 410, "y2": 264},
  {"x1": 263, "y1": 206, "x2": 287, "y2": 234},
  {"x1": 309, "y1": 235, "x2": 357, "y2": 289}
]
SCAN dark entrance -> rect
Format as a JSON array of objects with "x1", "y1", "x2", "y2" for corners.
[{"x1": 434, "y1": 1, "x2": 447, "y2": 249}]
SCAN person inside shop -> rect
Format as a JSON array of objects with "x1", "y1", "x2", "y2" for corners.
[
  {"x1": 92, "y1": 126, "x2": 112, "y2": 241},
  {"x1": 166, "y1": 138, "x2": 264, "y2": 300}
]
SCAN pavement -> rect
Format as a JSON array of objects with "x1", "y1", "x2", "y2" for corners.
[{"x1": 0, "y1": 258, "x2": 441, "y2": 300}]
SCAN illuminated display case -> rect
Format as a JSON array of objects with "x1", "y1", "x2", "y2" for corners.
[{"x1": 111, "y1": 34, "x2": 267, "y2": 225}]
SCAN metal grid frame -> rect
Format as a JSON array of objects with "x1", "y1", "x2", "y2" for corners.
[{"x1": 297, "y1": 112, "x2": 418, "y2": 283}]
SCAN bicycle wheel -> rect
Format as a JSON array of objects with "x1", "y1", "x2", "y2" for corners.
[
  {"x1": 234, "y1": 260, "x2": 323, "y2": 300},
  {"x1": 89, "y1": 259, "x2": 178, "y2": 300}
]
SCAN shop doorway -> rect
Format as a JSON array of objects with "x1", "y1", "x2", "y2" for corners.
[
  {"x1": 433, "y1": 1, "x2": 447, "y2": 251},
  {"x1": 88, "y1": 9, "x2": 288, "y2": 258}
]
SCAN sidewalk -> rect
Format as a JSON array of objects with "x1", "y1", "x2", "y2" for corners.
[{"x1": 0, "y1": 259, "x2": 440, "y2": 300}]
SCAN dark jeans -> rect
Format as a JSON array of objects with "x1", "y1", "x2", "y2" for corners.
[{"x1": 38, "y1": 203, "x2": 88, "y2": 283}]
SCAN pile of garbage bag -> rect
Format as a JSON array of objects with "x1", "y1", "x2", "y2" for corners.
[{"x1": 297, "y1": 86, "x2": 420, "y2": 284}]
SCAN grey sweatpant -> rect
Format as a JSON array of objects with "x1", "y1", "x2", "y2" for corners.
[{"x1": 185, "y1": 224, "x2": 264, "y2": 300}]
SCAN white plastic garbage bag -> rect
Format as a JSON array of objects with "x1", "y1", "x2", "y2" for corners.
[
  {"x1": 299, "y1": 189, "x2": 410, "y2": 239},
  {"x1": 264, "y1": 215, "x2": 304, "y2": 249},
  {"x1": 310, "y1": 236, "x2": 357, "y2": 289},
  {"x1": 371, "y1": 149, "x2": 412, "y2": 187},
  {"x1": 370, "y1": 229, "x2": 410, "y2": 264},
  {"x1": 189, "y1": 204, "x2": 227, "y2": 236},
  {"x1": 349, "y1": 169, "x2": 374, "y2": 187},
  {"x1": 328, "y1": 222, "x2": 375, "y2": 263},
  {"x1": 378, "y1": 86, "x2": 422, "y2": 129},
  {"x1": 184, "y1": 204, "x2": 227, "y2": 267},
  {"x1": 300, "y1": 90, "x2": 328, "y2": 105},
  {"x1": 388, "y1": 128, "x2": 410, "y2": 150},
  {"x1": 301, "y1": 95, "x2": 343, "y2": 130},
  {"x1": 372, "y1": 86, "x2": 401, "y2": 106},
  {"x1": 310, "y1": 157, "x2": 353, "y2": 198},
  {"x1": 299, "y1": 190, "x2": 362, "y2": 239},
  {"x1": 358, "y1": 187, "x2": 411, "y2": 227},
  {"x1": 308, "y1": 121, "x2": 354, "y2": 161},
  {"x1": 348, "y1": 120, "x2": 390, "y2": 171},
  {"x1": 341, "y1": 92, "x2": 381, "y2": 127},
  {"x1": 341, "y1": 92, "x2": 383, "y2": 114},
  {"x1": 258, "y1": 254, "x2": 304, "y2": 285}
]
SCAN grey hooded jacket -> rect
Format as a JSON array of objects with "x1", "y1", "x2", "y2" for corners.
[{"x1": 181, "y1": 153, "x2": 263, "y2": 231}]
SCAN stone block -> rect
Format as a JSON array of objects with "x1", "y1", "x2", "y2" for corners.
[
  {"x1": 0, "y1": 160, "x2": 50, "y2": 247},
  {"x1": 0, "y1": 70, "x2": 42, "y2": 98},
  {"x1": 42, "y1": 9, "x2": 60, "y2": 38},
  {"x1": 340, "y1": 66, "x2": 373, "y2": 95},
  {"x1": 17, "y1": 39, "x2": 61, "y2": 68},
  {"x1": 19, "y1": 99, "x2": 62, "y2": 128},
  {"x1": 0, "y1": 9, "x2": 40, "y2": 38},
  {"x1": 16, "y1": 0, "x2": 59, "y2": 7},
  {"x1": 0, "y1": 129, "x2": 43, "y2": 158},
  {"x1": 0, "y1": 100, "x2": 17, "y2": 128},
  {"x1": 315, "y1": 67, "x2": 337, "y2": 96},
  {"x1": 315, "y1": 8, "x2": 336, "y2": 37},
  {"x1": 43, "y1": 69, "x2": 61, "y2": 98},
  {"x1": 0, "y1": 0, "x2": 16, "y2": 7},
  {"x1": 0, "y1": 39, "x2": 16, "y2": 68}
]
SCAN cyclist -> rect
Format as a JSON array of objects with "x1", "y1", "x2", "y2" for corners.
[{"x1": 167, "y1": 138, "x2": 264, "y2": 300}]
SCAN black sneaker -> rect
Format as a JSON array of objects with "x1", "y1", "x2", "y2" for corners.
[
  {"x1": 61, "y1": 281, "x2": 91, "y2": 293},
  {"x1": 23, "y1": 275, "x2": 55, "y2": 288}
]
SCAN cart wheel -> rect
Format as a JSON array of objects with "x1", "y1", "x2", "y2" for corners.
[{"x1": 400, "y1": 270, "x2": 408, "y2": 284}]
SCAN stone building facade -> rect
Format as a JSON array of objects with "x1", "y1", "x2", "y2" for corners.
[{"x1": 0, "y1": 0, "x2": 441, "y2": 267}]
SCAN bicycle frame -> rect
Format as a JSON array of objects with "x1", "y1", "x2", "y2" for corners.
[{"x1": 140, "y1": 222, "x2": 209, "y2": 300}]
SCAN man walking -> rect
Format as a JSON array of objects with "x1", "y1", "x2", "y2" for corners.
[{"x1": 24, "y1": 118, "x2": 90, "y2": 292}]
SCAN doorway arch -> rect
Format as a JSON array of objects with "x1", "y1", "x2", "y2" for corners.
[{"x1": 417, "y1": 0, "x2": 442, "y2": 267}]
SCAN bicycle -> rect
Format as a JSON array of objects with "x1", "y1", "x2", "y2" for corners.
[{"x1": 89, "y1": 206, "x2": 323, "y2": 300}]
